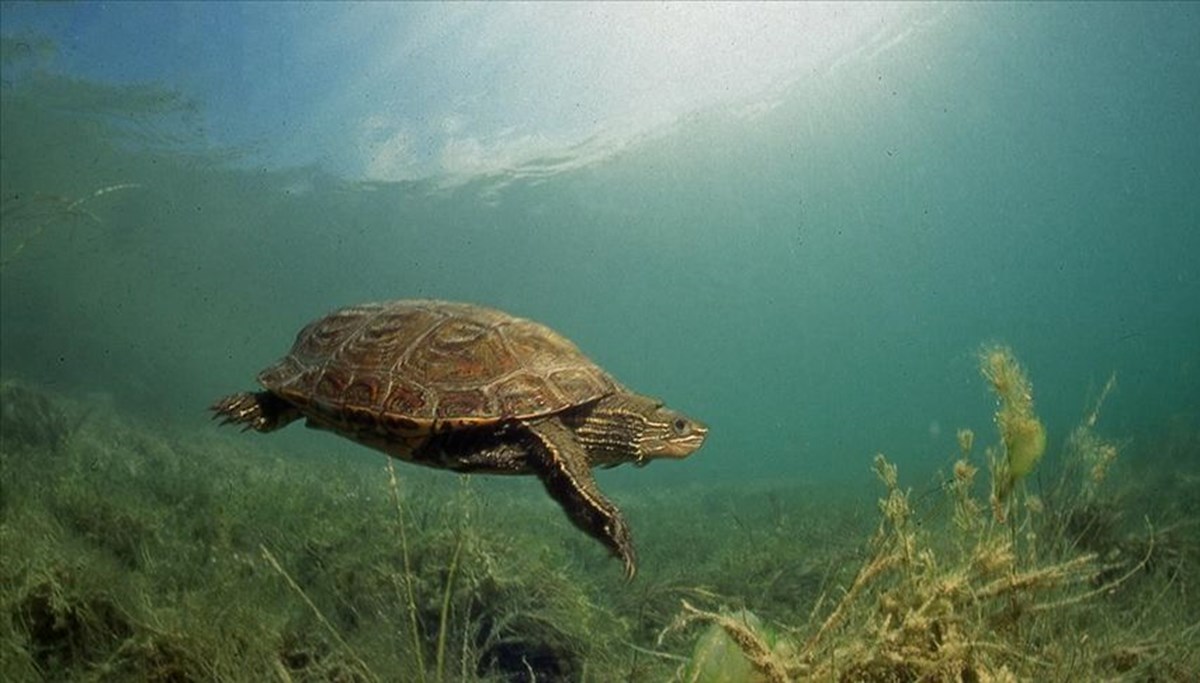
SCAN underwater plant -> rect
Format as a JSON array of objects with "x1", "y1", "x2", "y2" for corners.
[
  {"x1": 673, "y1": 608, "x2": 792, "y2": 683},
  {"x1": 0, "y1": 379, "x2": 74, "y2": 454},
  {"x1": 3, "y1": 352, "x2": 1196, "y2": 681},
  {"x1": 980, "y1": 344, "x2": 1046, "y2": 517},
  {"x1": 0, "y1": 383, "x2": 637, "y2": 682},
  {"x1": 661, "y1": 344, "x2": 1191, "y2": 682}
]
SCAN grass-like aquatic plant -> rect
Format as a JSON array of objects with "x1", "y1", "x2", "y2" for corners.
[
  {"x1": 1, "y1": 341, "x2": 1197, "y2": 681},
  {"x1": 0, "y1": 380, "x2": 630, "y2": 681}
]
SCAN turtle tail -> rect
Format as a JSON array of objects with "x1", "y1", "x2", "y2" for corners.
[{"x1": 211, "y1": 391, "x2": 300, "y2": 432}]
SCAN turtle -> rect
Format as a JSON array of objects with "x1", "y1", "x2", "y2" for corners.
[{"x1": 211, "y1": 299, "x2": 707, "y2": 578}]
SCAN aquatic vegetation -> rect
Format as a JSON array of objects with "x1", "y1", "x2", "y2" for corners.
[
  {"x1": 980, "y1": 344, "x2": 1046, "y2": 514},
  {"x1": 0, "y1": 380, "x2": 74, "y2": 454},
  {"x1": 0, "y1": 382, "x2": 634, "y2": 682},
  {"x1": 677, "y1": 608, "x2": 792, "y2": 683},
  {"x1": 2, "y1": 353, "x2": 1196, "y2": 681},
  {"x1": 663, "y1": 346, "x2": 1198, "y2": 682}
]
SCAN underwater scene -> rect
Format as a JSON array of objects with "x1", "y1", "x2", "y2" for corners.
[{"x1": 1, "y1": 3, "x2": 1198, "y2": 681}]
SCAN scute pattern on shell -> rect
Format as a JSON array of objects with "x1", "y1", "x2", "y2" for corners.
[{"x1": 256, "y1": 300, "x2": 619, "y2": 430}]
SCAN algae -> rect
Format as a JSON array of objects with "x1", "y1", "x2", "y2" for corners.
[
  {"x1": 661, "y1": 346, "x2": 1198, "y2": 682},
  {"x1": 1, "y1": 343, "x2": 1197, "y2": 681},
  {"x1": 980, "y1": 344, "x2": 1047, "y2": 512},
  {"x1": 0, "y1": 380, "x2": 632, "y2": 682}
]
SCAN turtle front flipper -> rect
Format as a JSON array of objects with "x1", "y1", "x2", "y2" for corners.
[{"x1": 525, "y1": 417, "x2": 638, "y2": 580}]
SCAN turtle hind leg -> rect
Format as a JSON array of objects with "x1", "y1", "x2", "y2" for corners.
[
  {"x1": 210, "y1": 391, "x2": 300, "y2": 432},
  {"x1": 525, "y1": 418, "x2": 638, "y2": 580}
]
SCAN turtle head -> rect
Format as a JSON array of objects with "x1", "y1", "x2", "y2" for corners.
[
  {"x1": 575, "y1": 393, "x2": 708, "y2": 466},
  {"x1": 636, "y1": 401, "x2": 708, "y2": 462}
]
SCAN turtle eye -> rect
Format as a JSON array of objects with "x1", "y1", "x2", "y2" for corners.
[{"x1": 672, "y1": 417, "x2": 689, "y2": 435}]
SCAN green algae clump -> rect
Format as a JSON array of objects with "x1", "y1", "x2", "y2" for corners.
[
  {"x1": 981, "y1": 345, "x2": 1046, "y2": 507},
  {"x1": 671, "y1": 606, "x2": 792, "y2": 683}
]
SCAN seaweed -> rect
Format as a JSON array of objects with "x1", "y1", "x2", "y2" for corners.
[
  {"x1": 661, "y1": 345, "x2": 1198, "y2": 682},
  {"x1": 1, "y1": 382, "x2": 633, "y2": 681},
  {"x1": 1, "y1": 350, "x2": 1196, "y2": 682},
  {"x1": 0, "y1": 380, "x2": 75, "y2": 455},
  {"x1": 980, "y1": 344, "x2": 1047, "y2": 515}
]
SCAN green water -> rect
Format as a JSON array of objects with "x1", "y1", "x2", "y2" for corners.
[{"x1": 1, "y1": 3, "x2": 1197, "y2": 681}]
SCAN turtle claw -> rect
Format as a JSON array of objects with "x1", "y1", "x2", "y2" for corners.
[
  {"x1": 618, "y1": 537, "x2": 638, "y2": 581},
  {"x1": 211, "y1": 391, "x2": 299, "y2": 433}
]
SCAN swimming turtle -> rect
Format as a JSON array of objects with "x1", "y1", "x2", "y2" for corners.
[{"x1": 211, "y1": 300, "x2": 707, "y2": 578}]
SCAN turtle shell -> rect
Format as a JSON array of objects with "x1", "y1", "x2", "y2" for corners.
[{"x1": 256, "y1": 300, "x2": 620, "y2": 434}]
